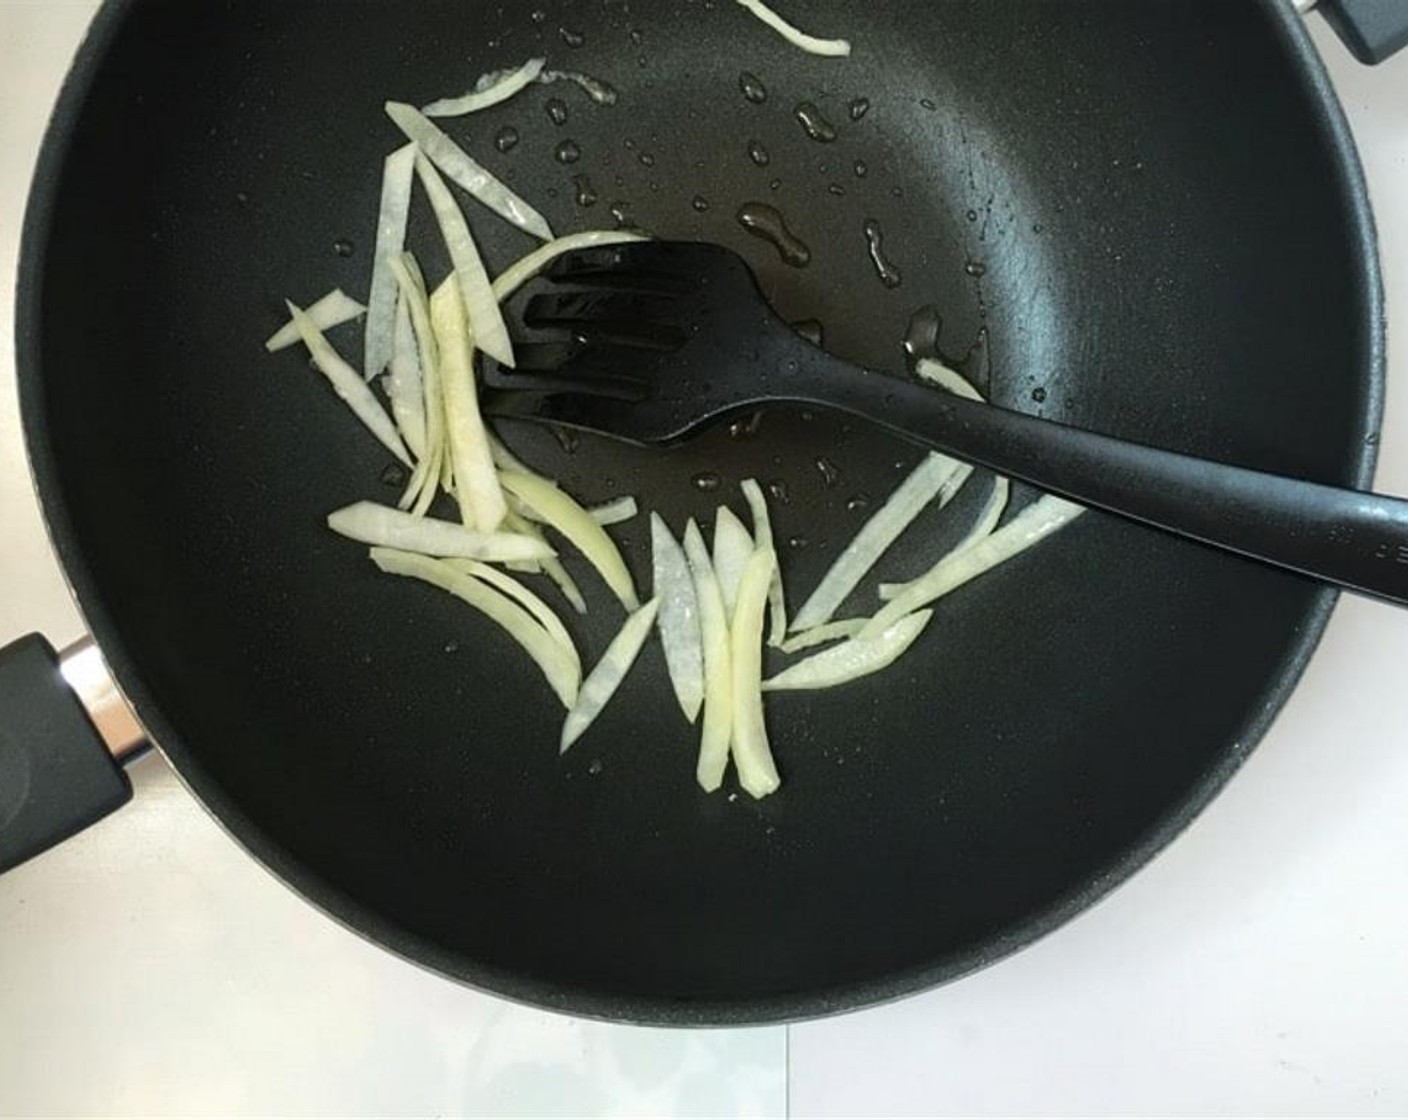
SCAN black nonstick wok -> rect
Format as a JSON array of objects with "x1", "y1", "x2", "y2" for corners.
[{"x1": 4, "y1": 0, "x2": 1404, "y2": 1025}]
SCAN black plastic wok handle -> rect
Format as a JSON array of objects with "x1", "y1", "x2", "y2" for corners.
[
  {"x1": 1316, "y1": 0, "x2": 1408, "y2": 64},
  {"x1": 816, "y1": 377, "x2": 1408, "y2": 606},
  {"x1": 0, "y1": 635, "x2": 146, "y2": 874}
]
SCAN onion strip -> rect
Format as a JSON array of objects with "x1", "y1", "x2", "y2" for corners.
[
  {"x1": 590, "y1": 496, "x2": 639, "y2": 527},
  {"x1": 733, "y1": 0, "x2": 852, "y2": 57},
  {"x1": 730, "y1": 546, "x2": 781, "y2": 799},
  {"x1": 415, "y1": 155, "x2": 515, "y2": 367},
  {"x1": 684, "y1": 520, "x2": 733, "y2": 793},
  {"x1": 444, "y1": 558, "x2": 579, "y2": 674},
  {"x1": 862, "y1": 495, "x2": 1087, "y2": 638},
  {"x1": 500, "y1": 472, "x2": 640, "y2": 610},
  {"x1": 385, "y1": 101, "x2": 553, "y2": 241},
  {"x1": 740, "y1": 479, "x2": 787, "y2": 646},
  {"x1": 764, "y1": 611, "x2": 932, "y2": 692},
  {"x1": 790, "y1": 452, "x2": 971, "y2": 632},
  {"x1": 491, "y1": 230, "x2": 648, "y2": 302},
  {"x1": 389, "y1": 255, "x2": 444, "y2": 515},
  {"x1": 712, "y1": 506, "x2": 754, "y2": 618},
  {"x1": 561, "y1": 598, "x2": 661, "y2": 752},
  {"x1": 384, "y1": 292, "x2": 427, "y2": 460},
  {"x1": 778, "y1": 618, "x2": 866, "y2": 655},
  {"x1": 363, "y1": 142, "x2": 418, "y2": 379},
  {"x1": 286, "y1": 303, "x2": 411, "y2": 466},
  {"x1": 328, "y1": 502, "x2": 553, "y2": 562},
  {"x1": 651, "y1": 513, "x2": 704, "y2": 723},
  {"x1": 370, "y1": 548, "x2": 579, "y2": 708},
  {"x1": 264, "y1": 289, "x2": 364, "y2": 352},
  {"x1": 422, "y1": 58, "x2": 547, "y2": 118},
  {"x1": 428, "y1": 276, "x2": 508, "y2": 531}
]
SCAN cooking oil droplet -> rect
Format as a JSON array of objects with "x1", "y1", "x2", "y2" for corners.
[
  {"x1": 964, "y1": 259, "x2": 987, "y2": 278},
  {"x1": 769, "y1": 177, "x2": 783, "y2": 191},
  {"x1": 235, "y1": 191, "x2": 250, "y2": 205},
  {"x1": 549, "y1": 423, "x2": 580, "y2": 453},
  {"x1": 800, "y1": 410, "x2": 815, "y2": 421},
  {"x1": 962, "y1": 326, "x2": 991, "y2": 389},
  {"x1": 638, "y1": 151, "x2": 656, "y2": 167},
  {"x1": 815, "y1": 457, "x2": 840, "y2": 487},
  {"x1": 691, "y1": 194, "x2": 710, "y2": 212},
  {"x1": 846, "y1": 493, "x2": 871, "y2": 512},
  {"x1": 531, "y1": 9, "x2": 547, "y2": 24},
  {"x1": 828, "y1": 183, "x2": 845, "y2": 196},
  {"x1": 495, "y1": 126, "x2": 520, "y2": 153},
  {"x1": 853, "y1": 160, "x2": 868, "y2": 178},
  {"x1": 728, "y1": 411, "x2": 764, "y2": 439},
  {"x1": 903, "y1": 304, "x2": 943, "y2": 368},
  {"x1": 559, "y1": 26, "x2": 586, "y2": 47},
  {"x1": 1031, "y1": 386, "x2": 1047, "y2": 404},
  {"x1": 587, "y1": 758, "x2": 603, "y2": 775},
  {"x1": 890, "y1": 185, "x2": 904, "y2": 199},
  {"x1": 920, "y1": 97, "x2": 937, "y2": 111},
  {"x1": 333, "y1": 238, "x2": 355, "y2": 257},
  {"x1": 793, "y1": 319, "x2": 824, "y2": 346},
  {"x1": 572, "y1": 173, "x2": 598, "y2": 207},
  {"x1": 545, "y1": 97, "x2": 569, "y2": 126},
  {"x1": 628, "y1": 28, "x2": 644, "y2": 46},
  {"x1": 740, "y1": 71, "x2": 768, "y2": 104},
  {"x1": 848, "y1": 97, "x2": 871, "y2": 121},
  {"x1": 966, "y1": 209, "x2": 978, "y2": 222},
  {"x1": 737, "y1": 202, "x2": 811, "y2": 267},
  {"x1": 787, "y1": 535, "x2": 809, "y2": 549},
  {"x1": 862, "y1": 219, "x2": 902, "y2": 289},
  {"x1": 610, "y1": 201, "x2": 634, "y2": 228},
  {"x1": 747, "y1": 139, "x2": 771, "y2": 167},
  {"x1": 1032, "y1": 222, "x2": 1044, "y2": 234},
  {"x1": 554, "y1": 139, "x2": 582, "y2": 164},
  {"x1": 768, "y1": 480, "x2": 792, "y2": 505},
  {"x1": 693, "y1": 471, "x2": 722, "y2": 492},
  {"x1": 794, "y1": 101, "x2": 838, "y2": 143},
  {"x1": 444, "y1": 641, "x2": 460, "y2": 654}
]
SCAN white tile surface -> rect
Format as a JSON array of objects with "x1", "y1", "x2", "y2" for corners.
[
  {"x1": 790, "y1": 20, "x2": 1408, "y2": 1120},
  {"x1": 0, "y1": 6, "x2": 785, "y2": 1117}
]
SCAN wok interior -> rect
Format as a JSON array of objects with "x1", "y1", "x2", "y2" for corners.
[{"x1": 26, "y1": 0, "x2": 1376, "y2": 1019}]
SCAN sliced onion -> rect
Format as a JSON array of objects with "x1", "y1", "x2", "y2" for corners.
[
  {"x1": 730, "y1": 546, "x2": 781, "y2": 799},
  {"x1": 590, "y1": 496, "x2": 639, "y2": 527},
  {"x1": 389, "y1": 254, "x2": 445, "y2": 515},
  {"x1": 541, "y1": 556, "x2": 589, "y2": 615},
  {"x1": 264, "y1": 289, "x2": 365, "y2": 353},
  {"x1": 328, "y1": 501, "x2": 553, "y2": 562},
  {"x1": 500, "y1": 509, "x2": 589, "y2": 616},
  {"x1": 778, "y1": 618, "x2": 866, "y2": 654},
  {"x1": 733, "y1": 0, "x2": 852, "y2": 57},
  {"x1": 740, "y1": 479, "x2": 787, "y2": 647},
  {"x1": 286, "y1": 302, "x2": 411, "y2": 466},
  {"x1": 428, "y1": 277, "x2": 508, "y2": 532},
  {"x1": 538, "y1": 69, "x2": 620, "y2": 106},
  {"x1": 915, "y1": 356, "x2": 984, "y2": 401},
  {"x1": 371, "y1": 547, "x2": 579, "y2": 708},
  {"x1": 415, "y1": 155, "x2": 515, "y2": 367},
  {"x1": 712, "y1": 506, "x2": 754, "y2": 618},
  {"x1": 862, "y1": 495, "x2": 1086, "y2": 638},
  {"x1": 500, "y1": 471, "x2": 640, "y2": 610},
  {"x1": 764, "y1": 610, "x2": 932, "y2": 692},
  {"x1": 491, "y1": 230, "x2": 648, "y2": 302},
  {"x1": 790, "y1": 452, "x2": 971, "y2": 632},
  {"x1": 561, "y1": 598, "x2": 661, "y2": 752},
  {"x1": 364, "y1": 142, "x2": 418, "y2": 380},
  {"x1": 878, "y1": 476, "x2": 1012, "y2": 601},
  {"x1": 444, "y1": 558, "x2": 579, "y2": 674},
  {"x1": 383, "y1": 291, "x2": 427, "y2": 461},
  {"x1": 385, "y1": 101, "x2": 553, "y2": 241},
  {"x1": 422, "y1": 58, "x2": 547, "y2": 118},
  {"x1": 683, "y1": 519, "x2": 734, "y2": 793},
  {"x1": 651, "y1": 513, "x2": 704, "y2": 723}
]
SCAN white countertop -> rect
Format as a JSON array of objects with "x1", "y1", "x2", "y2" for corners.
[{"x1": 2, "y1": 6, "x2": 1405, "y2": 1117}]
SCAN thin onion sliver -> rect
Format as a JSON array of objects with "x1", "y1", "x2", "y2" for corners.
[
  {"x1": 764, "y1": 611, "x2": 932, "y2": 692},
  {"x1": 328, "y1": 501, "x2": 553, "y2": 562},
  {"x1": 730, "y1": 546, "x2": 781, "y2": 799},
  {"x1": 590, "y1": 496, "x2": 638, "y2": 527},
  {"x1": 445, "y1": 558, "x2": 580, "y2": 674},
  {"x1": 422, "y1": 58, "x2": 547, "y2": 118},
  {"x1": 712, "y1": 506, "x2": 754, "y2": 618},
  {"x1": 265, "y1": 289, "x2": 365, "y2": 352},
  {"x1": 778, "y1": 618, "x2": 866, "y2": 655},
  {"x1": 491, "y1": 230, "x2": 648, "y2": 303},
  {"x1": 384, "y1": 292, "x2": 427, "y2": 460},
  {"x1": 363, "y1": 142, "x2": 418, "y2": 379},
  {"x1": 733, "y1": 0, "x2": 852, "y2": 57},
  {"x1": 651, "y1": 513, "x2": 704, "y2": 723},
  {"x1": 561, "y1": 598, "x2": 661, "y2": 751},
  {"x1": 740, "y1": 479, "x2": 787, "y2": 646},
  {"x1": 684, "y1": 520, "x2": 733, "y2": 793}
]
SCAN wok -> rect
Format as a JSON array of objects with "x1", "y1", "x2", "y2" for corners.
[{"x1": 3, "y1": 0, "x2": 1402, "y2": 1024}]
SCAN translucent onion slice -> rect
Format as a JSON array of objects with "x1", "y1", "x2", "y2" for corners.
[
  {"x1": 500, "y1": 471, "x2": 640, "y2": 610},
  {"x1": 878, "y1": 476, "x2": 1012, "y2": 601},
  {"x1": 590, "y1": 496, "x2": 639, "y2": 527},
  {"x1": 286, "y1": 303, "x2": 411, "y2": 466},
  {"x1": 764, "y1": 610, "x2": 933, "y2": 692},
  {"x1": 415, "y1": 155, "x2": 515, "y2": 367},
  {"x1": 389, "y1": 254, "x2": 445, "y2": 515},
  {"x1": 497, "y1": 509, "x2": 587, "y2": 615},
  {"x1": 371, "y1": 548, "x2": 579, "y2": 708},
  {"x1": 422, "y1": 57, "x2": 547, "y2": 118},
  {"x1": 364, "y1": 142, "x2": 418, "y2": 379},
  {"x1": 561, "y1": 598, "x2": 661, "y2": 752},
  {"x1": 384, "y1": 292, "x2": 427, "y2": 460},
  {"x1": 491, "y1": 230, "x2": 648, "y2": 302},
  {"x1": 862, "y1": 495, "x2": 1086, "y2": 638},
  {"x1": 444, "y1": 558, "x2": 579, "y2": 674},
  {"x1": 733, "y1": 0, "x2": 852, "y2": 57},
  {"x1": 740, "y1": 479, "x2": 787, "y2": 647},
  {"x1": 542, "y1": 557, "x2": 589, "y2": 615},
  {"x1": 730, "y1": 546, "x2": 781, "y2": 799},
  {"x1": 915, "y1": 356, "x2": 984, "y2": 401},
  {"x1": 789, "y1": 452, "x2": 971, "y2": 632},
  {"x1": 264, "y1": 289, "x2": 365, "y2": 352},
  {"x1": 778, "y1": 618, "x2": 866, "y2": 655},
  {"x1": 538, "y1": 69, "x2": 621, "y2": 106},
  {"x1": 683, "y1": 519, "x2": 734, "y2": 793},
  {"x1": 428, "y1": 276, "x2": 508, "y2": 532},
  {"x1": 712, "y1": 506, "x2": 754, "y2": 618},
  {"x1": 651, "y1": 513, "x2": 704, "y2": 723},
  {"x1": 328, "y1": 501, "x2": 553, "y2": 562},
  {"x1": 385, "y1": 101, "x2": 553, "y2": 241}
]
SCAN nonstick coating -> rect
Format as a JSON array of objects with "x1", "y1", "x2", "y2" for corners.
[{"x1": 18, "y1": 0, "x2": 1382, "y2": 1023}]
